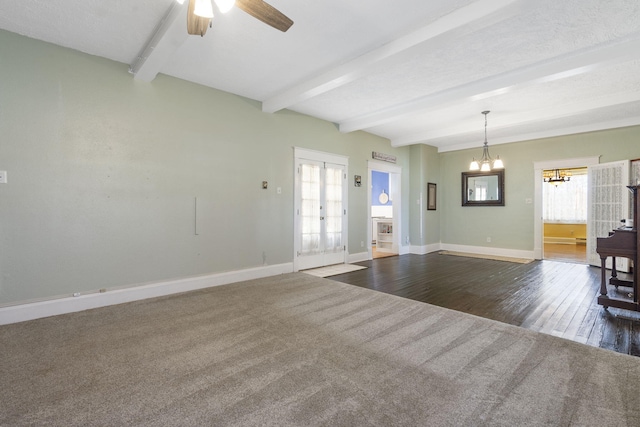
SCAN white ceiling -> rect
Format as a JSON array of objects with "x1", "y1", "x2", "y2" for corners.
[{"x1": 1, "y1": 0, "x2": 639, "y2": 152}]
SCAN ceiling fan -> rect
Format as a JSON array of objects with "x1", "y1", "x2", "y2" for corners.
[{"x1": 187, "y1": 0, "x2": 293, "y2": 37}]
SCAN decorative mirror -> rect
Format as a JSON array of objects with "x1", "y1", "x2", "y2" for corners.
[{"x1": 462, "y1": 170, "x2": 505, "y2": 206}]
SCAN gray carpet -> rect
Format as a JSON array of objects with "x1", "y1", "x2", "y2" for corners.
[{"x1": 2, "y1": 272, "x2": 640, "y2": 426}]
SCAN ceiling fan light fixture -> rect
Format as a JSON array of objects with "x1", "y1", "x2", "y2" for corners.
[
  {"x1": 194, "y1": 0, "x2": 214, "y2": 18},
  {"x1": 214, "y1": 0, "x2": 236, "y2": 13}
]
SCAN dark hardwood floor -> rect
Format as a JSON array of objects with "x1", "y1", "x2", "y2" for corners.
[
  {"x1": 544, "y1": 242, "x2": 587, "y2": 264},
  {"x1": 330, "y1": 253, "x2": 640, "y2": 357}
]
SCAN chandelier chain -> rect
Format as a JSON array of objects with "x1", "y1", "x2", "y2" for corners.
[{"x1": 470, "y1": 110, "x2": 503, "y2": 171}]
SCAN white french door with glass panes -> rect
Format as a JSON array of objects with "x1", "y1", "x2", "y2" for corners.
[
  {"x1": 297, "y1": 161, "x2": 346, "y2": 269},
  {"x1": 294, "y1": 149, "x2": 348, "y2": 271},
  {"x1": 293, "y1": 148, "x2": 348, "y2": 271},
  {"x1": 587, "y1": 160, "x2": 630, "y2": 270}
]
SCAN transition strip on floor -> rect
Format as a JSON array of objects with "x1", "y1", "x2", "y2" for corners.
[{"x1": 302, "y1": 264, "x2": 367, "y2": 278}]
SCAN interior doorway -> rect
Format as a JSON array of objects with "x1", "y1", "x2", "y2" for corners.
[
  {"x1": 542, "y1": 167, "x2": 588, "y2": 264},
  {"x1": 368, "y1": 161, "x2": 402, "y2": 260},
  {"x1": 371, "y1": 170, "x2": 395, "y2": 258},
  {"x1": 533, "y1": 156, "x2": 600, "y2": 261}
]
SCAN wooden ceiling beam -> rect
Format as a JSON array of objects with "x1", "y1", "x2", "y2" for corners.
[{"x1": 130, "y1": 1, "x2": 190, "y2": 82}]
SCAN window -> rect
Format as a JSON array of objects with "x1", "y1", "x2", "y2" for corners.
[{"x1": 543, "y1": 168, "x2": 587, "y2": 222}]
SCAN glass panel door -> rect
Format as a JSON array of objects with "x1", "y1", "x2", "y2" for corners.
[
  {"x1": 300, "y1": 162, "x2": 321, "y2": 257},
  {"x1": 324, "y1": 165, "x2": 344, "y2": 256},
  {"x1": 297, "y1": 161, "x2": 346, "y2": 270},
  {"x1": 587, "y1": 160, "x2": 630, "y2": 270}
]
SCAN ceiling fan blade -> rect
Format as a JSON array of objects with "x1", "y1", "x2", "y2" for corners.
[
  {"x1": 187, "y1": 0, "x2": 212, "y2": 36},
  {"x1": 235, "y1": 0, "x2": 293, "y2": 32}
]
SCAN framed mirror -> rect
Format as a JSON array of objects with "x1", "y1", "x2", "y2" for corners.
[{"x1": 462, "y1": 170, "x2": 505, "y2": 206}]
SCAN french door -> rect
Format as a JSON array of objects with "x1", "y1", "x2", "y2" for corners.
[
  {"x1": 294, "y1": 149, "x2": 348, "y2": 271},
  {"x1": 586, "y1": 160, "x2": 630, "y2": 270}
]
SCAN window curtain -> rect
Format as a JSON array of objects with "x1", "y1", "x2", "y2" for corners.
[{"x1": 543, "y1": 172, "x2": 588, "y2": 222}]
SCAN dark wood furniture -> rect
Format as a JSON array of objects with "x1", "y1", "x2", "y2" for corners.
[{"x1": 597, "y1": 185, "x2": 639, "y2": 311}]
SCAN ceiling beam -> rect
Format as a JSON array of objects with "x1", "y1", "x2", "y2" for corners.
[
  {"x1": 426, "y1": 117, "x2": 640, "y2": 153},
  {"x1": 390, "y1": 91, "x2": 640, "y2": 148},
  {"x1": 340, "y1": 36, "x2": 640, "y2": 133},
  {"x1": 130, "y1": 0, "x2": 190, "y2": 82},
  {"x1": 261, "y1": 0, "x2": 522, "y2": 113}
]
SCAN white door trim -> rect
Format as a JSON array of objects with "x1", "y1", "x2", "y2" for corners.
[
  {"x1": 294, "y1": 147, "x2": 349, "y2": 166},
  {"x1": 293, "y1": 147, "x2": 349, "y2": 271},
  {"x1": 368, "y1": 160, "x2": 402, "y2": 259}
]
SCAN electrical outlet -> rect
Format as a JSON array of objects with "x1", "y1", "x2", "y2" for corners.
[
  {"x1": 361, "y1": 241, "x2": 364, "y2": 247},
  {"x1": 0, "y1": 171, "x2": 7, "y2": 184},
  {"x1": 486, "y1": 237, "x2": 491, "y2": 243}
]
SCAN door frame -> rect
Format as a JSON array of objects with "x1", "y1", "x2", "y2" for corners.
[
  {"x1": 533, "y1": 156, "x2": 599, "y2": 260},
  {"x1": 293, "y1": 147, "x2": 349, "y2": 272},
  {"x1": 368, "y1": 160, "x2": 402, "y2": 259}
]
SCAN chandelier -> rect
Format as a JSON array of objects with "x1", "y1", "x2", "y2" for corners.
[
  {"x1": 469, "y1": 111, "x2": 503, "y2": 172},
  {"x1": 543, "y1": 169, "x2": 571, "y2": 186}
]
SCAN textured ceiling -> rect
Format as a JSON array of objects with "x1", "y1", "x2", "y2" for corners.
[{"x1": 1, "y1": 0, "x2": 639, "y2": 152}]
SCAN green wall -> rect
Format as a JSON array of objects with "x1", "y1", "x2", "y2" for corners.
[
  {"x1": 439, "y1": 127, "x2": 640, "y2": 251},
  {"x1": 2, "y1": 28, "x2": 638, "y2": 307},
  {"x1": 409, "y1": 144, "x2": 440, "y2": 247},
  {"x1": 0, "y1": 30, "x2": 411, "y2": 305}
]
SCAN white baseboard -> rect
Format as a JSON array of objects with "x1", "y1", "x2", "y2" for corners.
[
  {"x1": 409, "y1": 243, "x2": 441, "y2": 255},
  {"x1": 0, "y1": 263, "x2": 294, "y2": 326},
  {"x1": 359, "y1": 242, "x2": 531, "y2": 258},
  {"x1": 398, "y1": 244, "x2": 412, "y2": 255},
  {"x1": 348, "y1": 251, "x2": 370, "y2": 263},
  {"x1": 440, "y1": 243, "x2": 535, "y2": 260},
  {"x1": 544, "y1": 237, "x2": 580, "y2": 245},
  {"x1": 3, "y1": 242, "x2": 537, "y2": 325}
]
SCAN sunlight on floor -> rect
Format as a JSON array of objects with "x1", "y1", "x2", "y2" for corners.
[
  {"x1": 372, "y1": 245, "x2": 397, "y2": 259},
  {"x1": 544, "y1": 243, "x2": 587, "y2": 264}
]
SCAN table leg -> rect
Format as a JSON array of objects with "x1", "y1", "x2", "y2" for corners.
[{"x1": 600, "y1": 257, "x2": 608, "y2": 296}]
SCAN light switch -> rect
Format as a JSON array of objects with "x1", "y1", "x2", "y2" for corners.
[{"x1": 0, "y1": 171, "x2": 7, "y2": 184}]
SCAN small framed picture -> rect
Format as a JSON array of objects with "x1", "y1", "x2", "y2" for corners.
[
  {"x1": 427, "y1": 182, "x2": 437, "y2": 210},
  {"x1": 354, "y1": 175, "x2": 362, "y2": 187}
]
